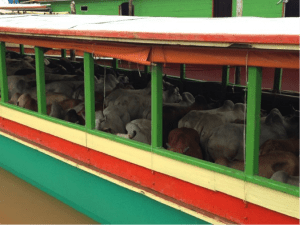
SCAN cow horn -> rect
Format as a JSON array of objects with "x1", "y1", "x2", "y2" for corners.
[
  {"x1": 166, "y1": 143, "x2": 171, "y2": 148},
  {"x1": 183, "y1": 147, "x2": 189, "y2": 153}
]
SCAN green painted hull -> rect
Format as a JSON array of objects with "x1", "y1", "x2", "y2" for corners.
[{"x1": 0, "y1": 134, "x2": 208, "y2": 224}]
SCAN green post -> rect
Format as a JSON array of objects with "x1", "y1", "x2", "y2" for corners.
[
  {"x1": 235, "y1": 66, "x2": 241, "y2": 85},
  {"x1": 0, "y1": 42, "x2": 8, "y2": 102},
  {"x1": 180, "y1": 64, "x2": 186, "y2": 80},
  {"x1": 151, "y1": 63, "x2": 163, "y2": 148},
  {"x1": 113, "y1": 58, "x2": 118, "y2": 70},
  {"x1": 20, "y1": 44, "x2": 25, "y2": 56},
  {"x1": 144, "y1": 65, "x2": 150, "y2": 74},
  {"x1": 84, "y1": 52, "x2": 95, "y2": 130},
  {"x1": 245, "y1": 67, "x2": 262, "y2": 176},
  {"x1": 273, "y1": 68, "x2": 282, "y2": 93},
  {"x1": 35, "y1": 47, "x2": 47, "y2": 115},
  {"x1": 221, "y1": 65, "x2": 230, "y2": 98},
  {"x1": 61, "y1": 49, "x2": 67, "y2": 58}
]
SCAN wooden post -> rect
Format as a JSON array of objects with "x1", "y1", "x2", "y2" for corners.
[
  {"x1": 236, "y1": 0, "x2": 243, "y2": 17},
  {"x1": 84, "y1": 52, "x2": 95, "y2": 129},
  {"x1": 151, "y1": 63, "x2": 163, "y2": 148},
  {"x1": 35, "y1": 47, "x2": 47, "y2": 115},
  {"x1": 129, "y1": 0, "x2": 133, "y2": 16},
  {"x1": 245, "y1": 67, "x2": 262, "y2": 176},
  {"x1": 273, "y1": 68, "x2": 282, "y2": 93},
  {"x1": 0, "y1": 42, "x2": 8, "y2": 103}
]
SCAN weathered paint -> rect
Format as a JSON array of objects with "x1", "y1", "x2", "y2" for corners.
[
  {"x1": 0, "y1": 133, "x2": 207, "y2": 224},
  {"x1": 0, "y1": 118, "x2": 298, "y2": 223}
]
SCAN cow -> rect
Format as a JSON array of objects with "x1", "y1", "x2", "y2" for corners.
[
  {"x1": 178, "y1": 100, "x2": 245, "y2": 160},
  {"x1": 206, "y1": 108, "x2": 292, "y2": 162},
  {"x1": 270, "y1": 171, "x2": 299, "y2": 186},
  {"x1": 260, "y1": 138, "x2": 299, "y2": 156},
  {"x1": 166, "y1": 128, "x2": 203, "y2": 159},
  {"x1": 95, "y1": 105, "x2": 131, "y2": 134},
  {"x1": 125, "y1": 119, "x2": 151, "y2": 145},
  {"x1": 215, "y1": 151, "x2": 299, "y2": 178}
]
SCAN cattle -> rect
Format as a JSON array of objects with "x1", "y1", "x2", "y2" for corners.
[
  {"x1": 270, "y1": 171, "x2": 299, "y2": 187},
  {"x1": 215, "y1": 151, "x2": 299, "y2": 178},
  {"x1": 205, "y1": 108, "x2": 295, "y2": 162},
  {"x1": 8, "y1": 92, "x2": 21, "y2": 105},
  {"x1": 125, "y1": 119, "x2": 151, "y2": 145},
  {"x1": 166, "y1": 128, "x2": 203, "y2": 159},
  {"x1": 6, "y1": 58, "x2": 35, "y2": 76},
  {"x1": 95, "y1": 105, "x2": 131, "y2": 134},
  {"x1": 179, "y1": 100, "x2": 245, "y2": 160},
  {"x1": 260, "y1": 138, "x2": 299, "y2": 156},
  {"x1": 17, "y1": 93, "x2": 37, "y2": 112}
]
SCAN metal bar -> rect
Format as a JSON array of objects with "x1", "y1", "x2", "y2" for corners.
[
  {"x1": 84, "y1": 52, "x2": 95, "y2": 130},
  {"x1": 0, "y1": 42, "x2": 8, "y2": 103},
  {"x1": 61, "y1": 49, "x2": 67, "y2": 58},
  {"x1": 112, "y1": 58, "x2": 118, "y2": 70},
  {"x1": 151, "y1": 63, "x2": 163, "y2": 148},
  {"x1": 221, "y1": 65, "x2": 230, "y2": 99},
  {"x1": 273, "y1": 68, "x2": 282, "y2": 93},
  {"x1": 245, "y1": 67, "x2": 262, "y2": 176},
  {"x1": 19, "y1": 44, "x2": 25, "y2": 56},
  {"x1": 35, "y1": 47, "x2": 47, "y2": 115}
]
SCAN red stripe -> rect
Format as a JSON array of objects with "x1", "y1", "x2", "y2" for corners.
[
  {"x1": 0, "y1": 26, "x2": 298, "y2": 45},
  {"x1": 0, "y1": 117, "x2": 298, "y2": 224}
]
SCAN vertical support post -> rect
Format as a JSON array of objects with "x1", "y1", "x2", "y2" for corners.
[
  {"x1": 245, "y1": 67, "x2": 262, "y2": 176},
  {"x1": 235, "y1": 66, "x2": 241, "y2": 85},
  {"x1": 221, "y1": 65, "x2": 230, "y2": 99},
  {"x1": 151, "y1": 63, "x2": 163, "y2": 148},
  {"x1": 20, "y1": 44, "x2": 25, "y2": 56},
  {"x1": 70, "y1": 0, "x2": 76, "y2": 61},
  {"x1": 61, "y1": 49, "x2": 67, "y2": 58},
  {"x1": 0, "y1": 42, "x2": 8, "y2": 103},
  {"x1": 144, "y1": 65, "x2": 150, "y2": 74},
  {"x1": 236, "y1": 0, "x2": 243, "y2": 17},
  {"x1": 273, "y1": 68, "x2": 282, "y2": 93},
  {"x1": 129, "y1": 0, "x2": 133, "y2": 16},
  {"x1": 35, "y1": 47, "x2": 47, "y2": 115},
  {"x1": 112, "y1": 58, "x2": 118, "y2": 70},
  {"x1": 180, "y1": 64, "x2": 186, "y2": 92},
  {"x1": 180, "y1": 64, "x2": 186, "y2": 80},
  {"x1": 84, "y1": 52, "x2": 95, "y2": 130}
]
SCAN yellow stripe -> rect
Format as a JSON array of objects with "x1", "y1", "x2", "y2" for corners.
[
  {"x1": 0, "y1": 106, "x2": 299, "y2": 219},
  {"x1": 0, "y1": 131, "x2": 225, "y2": 225},
  {"x1": 0, "y1": 106, "x2": 86, "y2": 146}
]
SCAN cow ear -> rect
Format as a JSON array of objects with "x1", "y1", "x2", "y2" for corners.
[{"x1": 265, "y1": 109, "x2": 283, "y2": 126}]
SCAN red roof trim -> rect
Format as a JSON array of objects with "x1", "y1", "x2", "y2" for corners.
[{"x1": 0, "y1": 26, "x2": 298, "y2": 45}]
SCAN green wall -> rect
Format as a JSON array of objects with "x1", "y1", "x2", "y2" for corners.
[
  {"x1": 133, "y1": 0, "x2": 212, "y2": 17},
  {"x1": 232, "y1": 0, "x2": 282, "y2": 17},
  {"x1": 0, "y1": 134, "x2": 209, "y2": 224},
  {"x1": 47, "y1": 0, "x2": 283, "y2": 17}
]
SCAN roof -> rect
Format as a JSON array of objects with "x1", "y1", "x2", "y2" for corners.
[
  {"x1": 0, "y1": 3, "x2": 50, "y2": 11},
  {"x1": 0, "y1": 15, "x2": 298, "y2": 68}
]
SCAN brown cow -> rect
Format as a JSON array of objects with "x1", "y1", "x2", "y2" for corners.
[
  {"x1": 166, "y1": 128, "x2": 203, "y2": 159},
  {"x1": 215, "y1": 151, "x2": 299, "y2": 178},
  {"x1": 260, "y1": 138, "x2": 299, "y2": 156}
]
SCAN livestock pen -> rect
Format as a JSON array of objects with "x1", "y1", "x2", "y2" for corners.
[{"x1": 0, "y1": 15, "x2": 299, "y2": 223}]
